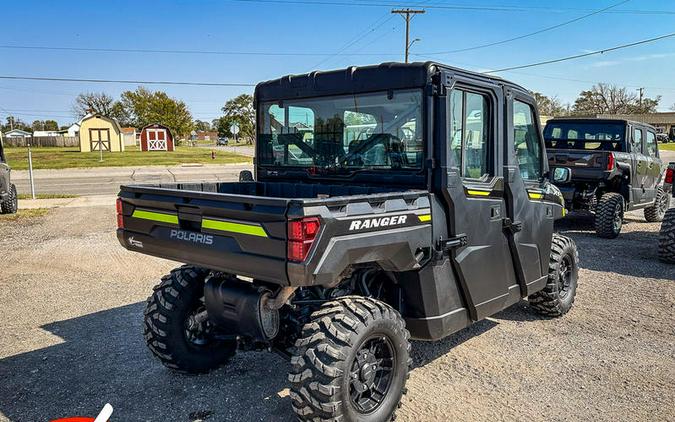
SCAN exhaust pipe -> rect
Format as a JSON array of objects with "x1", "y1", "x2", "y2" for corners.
[{"x1": 204, "y1": 277, "x2": 294, "y2": 341}]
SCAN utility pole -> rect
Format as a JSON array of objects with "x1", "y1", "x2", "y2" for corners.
[
  {"x1": 637, "y1": 87, "x2": 644, "y2": 107},
  {"x1": 392, "y1": 8, "x2": 425, "y2": 63}
]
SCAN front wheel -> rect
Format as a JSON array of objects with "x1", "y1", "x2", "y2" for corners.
[
  {"x1": 659, "y1": 208, "x2": 675, "y2": 263},
  {"x1": 644, "y1": 187, "x2": 671, "y2": 223},
  {"x1": 529, "y1": 234, "x2": 579, "y2": 317},
  {"x1": 144, "y1": 265, "x2": 236, "y2": 373},
  {"x1": 289, "y1": 296, "x2": 411, "y2": 422}
]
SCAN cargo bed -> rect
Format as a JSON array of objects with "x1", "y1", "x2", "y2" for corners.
[{"x1": 117, "y1": 181, "x2": 431, "y2": 286}]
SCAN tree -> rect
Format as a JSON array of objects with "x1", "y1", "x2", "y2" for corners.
[
  {"x1": 2, "y1": 116, "x2": 30, "y2": 132},
  {"x1": 44, "y1": 120, "x2": 59, "y2": 131},
  {"x1": 31, "y1": 120, "x2": 45, "y2": 131},
  {"x1": 532, "y1": 92, "x2": 569, "y2": 117},
  {"x1": 194, "y1": 119, "x2": 211, "y2": 131},
  {"x1": 572, "y1": 84, "x2": 660, "y2": 115},
  {"x1": 72, "y1": 92, "x2": 118, "y2": 118},
  {"x1": 219, "y1": 94, "x2": 255, "y2": 143},
  {"x1": 119, "y1": 87, "x2": 193, "y2": 137}
]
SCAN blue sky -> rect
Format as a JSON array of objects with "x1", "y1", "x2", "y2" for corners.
[{"x1": 1, "y1": 0, "x2": 674, "y2": 127}]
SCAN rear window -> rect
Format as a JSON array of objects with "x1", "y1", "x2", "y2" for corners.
[{"x1": 543, "y1": 121, "x2": 625, "y2": 151}]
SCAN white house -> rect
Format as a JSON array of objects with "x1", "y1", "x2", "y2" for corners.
[
  {"x1": 4, "y1": 129, "x2": 31, "y2": 138},
  {"x1": 33, "y1": 130, "x2": 60, "y2": 137},
  {"x1": 58, "y1": 123, "x2": 80, "y2": 137}
]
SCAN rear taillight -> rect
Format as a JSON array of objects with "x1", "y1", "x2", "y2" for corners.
[
  {"x1": 288, "y1": 217, "x2": 320, "y2": 262},
  {"x1": 606, "y1": 153, "x2": 616, "y2": 171},
  {"x1": 116, "y1": 198, "x2": 124, "y2": 229},
  {"x1": 666, "y1": 167, "x2": 674, "y2": 185}
]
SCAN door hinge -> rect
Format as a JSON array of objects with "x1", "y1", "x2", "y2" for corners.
[
  {"x1": 502, "y1": 218, "x2": 523, "y2": 234},
  {"x1": 437, "y1": 234, "x2": 468, "y2": 251}
]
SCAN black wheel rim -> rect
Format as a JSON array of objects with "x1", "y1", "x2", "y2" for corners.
[
  {"x1": 613, "y1": 204, "x2": 622, "y2": 232},
  {"x1": 558, "y1": 254, "x2": 574, "y2": 298},
  {"x1": 349, "y1": 335, "x2": 396, "y2": 414},
  {"x1": 184, "y1": 300, "x2": 212, "y2": 347}
]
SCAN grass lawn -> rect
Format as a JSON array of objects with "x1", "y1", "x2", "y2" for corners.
[
  {"x1": 659, "y1": 142, "x2": 675, "y2": 151},
  {"x1": 0, "y1": 208, "x2": 49, "y2": 222},
  {"x1": 5, "y1": 145, "x2": 251, "y2": 170}
]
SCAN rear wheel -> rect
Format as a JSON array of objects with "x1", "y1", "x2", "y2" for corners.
[
  {"x1": 289, "y1": 296, "x2": 410, "y2": 422},
  {"x1": 595, "y1": 192, "x2": 624, "y2": 238},
  {"x1": 658, "y1": 208, "x2": 675, "y2": 264},
  {"x1": 144, "y1": 265, "x2": 237, "y2": 373},
  {"x1": 529, "y1": 234, "x2": 579, "y2": 317},
  {"x1": 644, "y1": 187, "x2": 670, "y2": 222},
  {"x1": 0, "y1": 184, "x2": 18, "y2": 214}
]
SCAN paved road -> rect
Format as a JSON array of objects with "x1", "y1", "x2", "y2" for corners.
[{"x1": 11, "y1": 164, "x2": 253, "y2": 196}]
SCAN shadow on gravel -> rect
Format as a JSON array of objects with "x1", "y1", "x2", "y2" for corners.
[
  {"x1": 0, "y1": 303, "x2": 291, "y2": 422},
  {"x1": 411, "y1": 319, "x2": 498, "y2": 369},
  {"x1": 554, "y1": 213, "x2": 675, "y2": 281}
]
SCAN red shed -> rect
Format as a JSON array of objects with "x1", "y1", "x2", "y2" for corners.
[{"x1": 140, "y1": 124, "x2": 174, "y2": 152}]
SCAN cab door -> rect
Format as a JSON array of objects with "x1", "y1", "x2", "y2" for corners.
[
  {"x1": 503, "y1": 91, "x2": 554, "y2": 296},
  {"x1": 630, "y1": 126, "x2": 649, "y2": 205},
  {"x1": 644, "y1": 129, "x2": 662, "y2": 202},
  {"x1": 441, "y1": 74, "x2": 520, "y2": 321}
]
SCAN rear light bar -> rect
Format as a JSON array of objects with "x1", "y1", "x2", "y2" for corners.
[
  {"x1": 606, "y1": 152, "x2": 616, "y2": 171},
  {"x1": 287, "y1": 217, "x2": 321, "y2": 262},
  {"x1": 116, "y1": 198, "x2": 124, "y2": 229}
]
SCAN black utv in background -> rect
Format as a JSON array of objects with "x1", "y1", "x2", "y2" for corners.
[
  {"x1": 544, "y1": 118, "x2": 670, "y2": 238},
  {"x1": 659, "y1": 163, "x2": 675, "y2": 263},
  {"x1": 117, "y1": 62, "x2": 579, "y2": 421},
  {"x1": 0, "y1": 136, "x2": 18, "y2": 215}
]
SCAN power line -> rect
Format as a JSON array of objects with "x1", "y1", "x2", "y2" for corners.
[
  {"x1": 392, "y1": 9, "x2": 426, "y2": 63},
  {"x1": 485, "y1": 31, "x2": 675, "y2": 73},
  {"x1": 227, "y1": 0, "x2": 675, "y2": 15},
  {"x1": 419, "y1": 0, "x2": 630, "y2": 55},
  {"x1": 0, "y1": 75, "x2": 255, "y2": 87}
]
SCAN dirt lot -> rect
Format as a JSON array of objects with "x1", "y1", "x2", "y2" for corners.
[{"x1": 0, "y1": 206, "x2": 673, "y2": 422}]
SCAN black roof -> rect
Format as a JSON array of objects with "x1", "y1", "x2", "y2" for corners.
[{"x1": 255, "y1": 61, "x2": 529, "y2": 102}]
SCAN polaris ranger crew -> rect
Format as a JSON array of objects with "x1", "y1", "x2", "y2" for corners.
[
  {"x1": 659, "y1": 162, "x2": 675, "y2": 263},
  {"x1": 544, "y1": 118, "x2": 670, "y2": 238},
  {"x1": 117, "y1": 62, "x2": 579, "y2": 421},
  {"x1": 0, "y1": 135, "x2": 18, "y2": 215}
]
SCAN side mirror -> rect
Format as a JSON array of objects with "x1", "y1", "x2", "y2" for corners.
[
  {"x1": 239, "y1": 170, "x2": 254, "y2": 182},
  {"x1": 552, "y1": 167, "x2": 572, "y2": 184}
]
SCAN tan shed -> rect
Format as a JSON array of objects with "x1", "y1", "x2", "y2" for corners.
[{"x1": 79, "y1": 114, "x2": 124, "y2": 152}]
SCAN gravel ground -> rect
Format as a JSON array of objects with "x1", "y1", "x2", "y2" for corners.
[{"x1": 0, "y1": 206, "x2": 673, "y2": 422}]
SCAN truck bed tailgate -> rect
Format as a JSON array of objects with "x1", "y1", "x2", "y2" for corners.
[{"x1": 117, "y1": 183, "x2": 290, "y2": 284}]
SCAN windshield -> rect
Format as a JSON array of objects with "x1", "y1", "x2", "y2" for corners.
[
  {"x1": 544, "y1": 121, "x2": 625, "y2": 151},
  {"x1": 258, "y1": 89, "x2": 423, "y2": 174}
]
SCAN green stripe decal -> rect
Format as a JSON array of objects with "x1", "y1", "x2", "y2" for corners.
[
  {"x1": 201, "y1": 218, "x2": 268, "y2": 237},
  {"x1": 132, "y1": 209, "x2": 179, "y2": 225},
  {"x1": 418, "y1": 214, "x2": 432, "y2": 222}
]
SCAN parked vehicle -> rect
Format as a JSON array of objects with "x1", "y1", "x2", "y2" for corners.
[
  {"x1": 659, "y1": 162, "x2": 675, "y2": 263},
  {"x1": 0, "y1": 136, "x2": 18, "y2": 214},
  {"x1": 217, "y1": 137, "x2": 228, "y2": 146},
  {"x1": 544, "y1": 118, "x2": 670, "y2": 238},
  {"x1": 117, "y1": 62, "x2": 578, "y2": 421},
  {"x1": 657, "y1": 133, "x2": 669, "y2": 144}
]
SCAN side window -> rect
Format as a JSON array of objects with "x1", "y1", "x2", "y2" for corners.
[
  {"x1": 512, "y1": 100, "x2": 542, "y2": 181},
  {"x1": 0, "y1": 139, "x2": 4, "y2": 163},
  {"x1": 646, "y1": 131, "x2": 658, "y2": 157},
  {"x1": 632, "y1": 128, "x2": 643, "y2": 153},
  {"x1": 448, "y1": 89, "x2": 490, "y2": 180}
]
